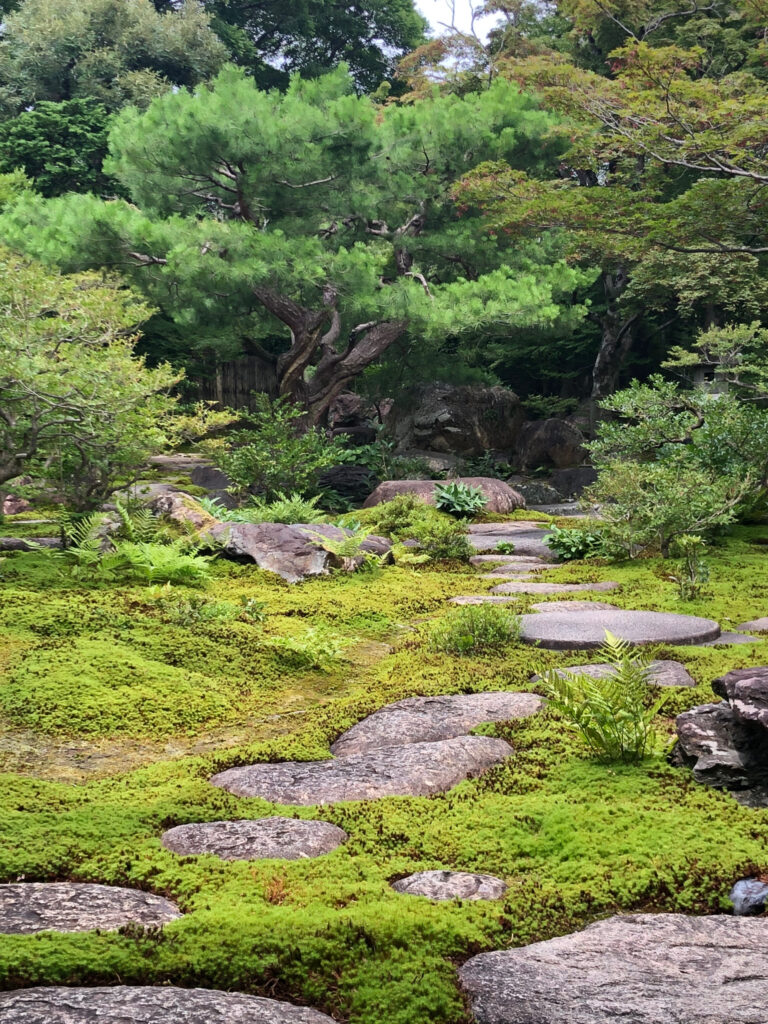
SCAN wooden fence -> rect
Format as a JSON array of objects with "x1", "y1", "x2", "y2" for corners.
[{"x1": 196, "y1": 354, "x2": 278, "y2": 411}]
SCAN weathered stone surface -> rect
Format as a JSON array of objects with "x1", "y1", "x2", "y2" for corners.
[
  {"x1": 211, "y1": 736, "x2": 513, "y2": 805},
  {"x1": 529, "y1": 601, "x2": 620, "y2": 613},
  {"x1": 161, "y1": 818, "x2": 348, "y2": 861},
  {"x1": 469, "y1": 555, "x2": 559, "y2": 569},
  {"x1": 535, "y1": 659, "x2": 695, "y2": 687},
  {"x1": 492, "y1": 581, "x2": 619, "y2": 595},
  {"x1": 208, "y1": 522, "x2": 391, "y2": 583},
  {"x1": 482, "y1": 563, "x2": 558, "y2": 577},
  {"x1": 739, "y1": 617, "x2": 768, "y2": 632},
  {"x1": 672, "y1": 702, "x2": 768, "y2": 789},
  {"x1": 510, "y1": 480, "x2": 564, "y2": 505},
  {"x1": 363, "y1": 478, "x2": 525, "y2": 514},
  {"x1": 731, "y1": 878, "x2": 768, "y2": 916},
  {"x1": 330, "y1": 692, "x2": 542, "y2": 757},
  {"x1": 450, "y1": 595, "x2": 519, "y2": 606},
  {"x1": 0, "y1": 883, "x2": 181, "y2": 935},
  {"x1": 0, "y1": 537, "x2": 61, "y2": 551},
  {"x1": 700, "y1": 632, "x2": 761, "y2": 646},
  {"x1": 392, "y1": 870, "x2": 507, "y2": 901},
  {"x1": 713, "y1": 667, "x2": 768, "y2": 727},
  {"x1": 2, "y1": 495, "x2": 31, "y2": 515},
  {"x1": 0, "y1": 987, "x2": 335, "y2": 1023},
  {"x1": 515, "y1": 418, "x2": 585, "y2": 471},
  {"x1": 520, "y1": 609, "x2": 720, "y2": 649},
  {"x1": 150, "y1": 491, "x2": 218, "y2": 531},
  {"x1": 549, "y1": 466, "x2": 597, "y2": 497},
  {"x1": 468, "y1": 524, "x2": 553, "y2": 559},
  {"x1": 459, "y1": 913, "x2": 768, "y2": 1024},
  {"x1": 317, "y1": 464, "x2": 379, "y2": 505},
  {"x1": 386, "y1": 383, "x2": 523, "y2": 456}
]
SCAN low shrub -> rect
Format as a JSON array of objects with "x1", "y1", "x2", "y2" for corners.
[
  {"x1": 429, "y1": 603, "x2": 521, "y2": 655},
  {"x1": 409, "y1": 517, "x2": 472, "y2": 561},
  {"x1": 266, "y1": 627, "x2": 349, "y2": 671},
  {"x1": 434, "y1": 481, "x2": 488, "y2": 518},
  {"x1": 545, "y1": 523, "x2": 605, "y2": 561},
  {"x1": 666, "y1": 534, "x2": 710, "y2": 600}
]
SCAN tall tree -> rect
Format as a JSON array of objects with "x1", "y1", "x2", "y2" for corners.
[{"x1": 0, "y1": 67, "x2": 594, "y2": 423}]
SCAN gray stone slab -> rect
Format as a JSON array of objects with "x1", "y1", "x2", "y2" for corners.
[
  {"x1": 529, "y1": 601, "x2": 620, "y2": 613},
  {"x1": 0, "y1": 883, "x2": 181, "y2": 935},
  {"x1": 161, "y1": 818, "x2": 347, "y2": 861},
  {"x1": 450, "y1": 595, "x2": 520, "y2": 606},
  {"x1": 481, "y1": 562, "x2": 560, "y2": 576},
  {"x1": 468, "y1": 525, "x2": 554, "y2": 559},
  {"x1": 330, "y1": 692, "x2": 542, "y2": 757},
  {"x1": 480, "y1": 573, "x2": 536, "y2": 582},
  {"x1": 459, "y1": 913, "x2": 768, "y2": 1024},
  {"x1": 392, "y1": 870, "x2": 507, "y2": 901},
  {"x1": 699, "y1": 632, "x2": 761, "y2": 646},
  {"x1": 533, "y1": 659, "x2": 696, "y2": 687},
  {"x1": 520, "y1": 610, "x2": 720, "y2": 649},
  {"x1": 470, "y1": 555, "x2": 557, "y2": 568},
  {"x1": 491, "y1": 581, "x2": 619, "y2": 595},
  {"x1": 0, "y1": 987, "x2": 335, "y2": 1023},
  {"x1": 738, "y1": 618, "x2": 768, "y2": 632},
  {"x1": 210, "y1": 736, "x2": 513, "y2": 805}
]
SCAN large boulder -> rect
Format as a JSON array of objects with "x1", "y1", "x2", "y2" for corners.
[
  {"x1": 386, "y1": 384, "x2": 523, "y2": 456},
  {"x1": 1, "y1": 495, "x2": 31, "y2": 515},
  {"x1": 459, "y1": 913, "x2": 768, "y2": 1024},
  {"x1": 363, "y1": 478, "x2": 525, "y2": 514},
  {"x1": 208, "y1": 522, "x2": 391, "y2": 583},
  {"x1": 317, "y1": 464, "x2": 380, "y2": 505},
  {"x1": 515, "y1": 418, "x2": 586, "y2": 470},
  {"x1": 327, "y1": 391, "x2": 380, "y2": 443},
  {"x1": 549, "y1": 466, "x2": 597, "y2": 497},
  {"x1": 148, "y1": 491, "x2": 218, "y2": 531}
]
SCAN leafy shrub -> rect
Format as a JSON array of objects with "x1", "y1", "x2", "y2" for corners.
[
  {"x1": 201, "y1": 492, "x2": 326, "y2": 524},
  {"x1": 666, "y1": 534, "x2": 710, "y2": 600},
  {"x1": 495, "y1": 541, "x2": 516, "y2": 554},
  {"x1": 349, "y1": 436, "x2": 434, "y2": 480},
  {"x1": 429, "y1": 603, "x2": 521, "y2": 655},
  {"x1": 541, "y1": 632, "x2": 668, "y2": 763},
  {"x1": 545, "y1": 523, "x2": 605, "y2": 561},
  {"x1": 434, "y1": 481, "x2": 488, "y2": 518},
  {"x1": 409, "y1": 517, "x2": 472, "y2": 561},
  {"x1": 345, "y1": 493, "x2": 432, "y2": 537}
]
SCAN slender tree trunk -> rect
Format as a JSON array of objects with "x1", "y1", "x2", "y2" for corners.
[{"x1": 589, "y1": 269, "x2": 639, "y2": 430}]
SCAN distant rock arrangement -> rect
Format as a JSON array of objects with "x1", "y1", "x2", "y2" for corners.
[
  {"x1": 459, "y1": 913, "x2": 768, "y2": 1024},
  {"x1": 672, "y1": 666, "x2": 768, "y2": 805},
  {"x1": 0, "y1": 883, "x2": 181, "y2": 935}
]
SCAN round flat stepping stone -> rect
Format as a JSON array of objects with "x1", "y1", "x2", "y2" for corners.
[
  {"x1": 533, "y1": 659, "x2": 696, "y2": 687},
  {"x1": 0, "y1": 883, "x2": 181, "y2": 935},
  {"x1": 459, "y1": 913, "x2": 768, "y2": 1024},
  {"x1": 520, "y1": 610, "x2": 720, "y2": 649},
  {"x1": 739, "y1": 617, "x2": 768, "y2": 632},
  {"x1": 451, "y1": 595, "x2": 519, "y2": 606},
  {"x1": 700, "y1": 632, "x2": 761, "y2": 646},
  {"x1": 161, "y1": 818, "x2": 348, "y2": 861},
  {"x1": 330, "y1": 692, "x2": 542, "y2": 757},
  {"x1": 530, "y1": 601, "x2": 620, "y2": 613},
  {"x1": 0, "y1": 987, "x2": 335, "y2": 1023},
  {"x1": 210, "y1": 736, "x2": 513, "y2": 805},
  {"x1": 491, "y1": 581, "x2": 619, "y2": 595},
  {"x1": 392, "y1": 870, "x2": 507, "y2": 901}
]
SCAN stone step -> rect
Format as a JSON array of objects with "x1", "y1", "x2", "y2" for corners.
[
  {"x1": 520, "y1": 609, "x2": 720, "y2": 649},
  {"x1": 393, "y1": 870, "x2": 507, "y2": 901},
  {"x1": 0, "y1": 883, "x2": 181, "y2": 935},
  {"x1": 161, "y1": 818, "x2": 348, "y2": 861},
  {"x1": 491, "y1": 581, "x2": 620, "y2": 595}
]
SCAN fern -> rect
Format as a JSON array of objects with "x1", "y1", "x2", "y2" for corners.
[
  {"x1": 111, "y1": 541, "x2": 213, "y2": 587},
  {"x1": 114, "y1": 499, "x2": 161, "y2": 543}
]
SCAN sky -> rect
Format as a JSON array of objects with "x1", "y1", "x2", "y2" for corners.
[{"x1": 416, "y1": 1, "x2": 496, "y2": 38}]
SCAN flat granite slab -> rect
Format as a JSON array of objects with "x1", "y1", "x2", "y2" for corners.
[
  {"x1": 330, "y1": 692, "x2": 542, "y2": 757},
  {"x1": 210, "y1": 736, "x2": 513, "y2": 805},
  {"x1": 491, "y1": 581, "x2": 619, "y2": 595},
  {"x1": 699, "y1": 632, "x2": 761, "y2": 646},
  {"x1": 161, "y1": 818, "x2": 347, "y2": 861},
  {"x1": 392, "y1": 870, "x2": 507, "y2": 901},
  {"x1": 520, "y1": 610, "x2": 720, "y2": 649},
  {"x1": 0, "y1": 987, "x2": 334, "y2": 1023},
  {"x1": 468, "y1": 525, "x2": 554, "y2": 559},
  {"x1": 533, "y1": 659, "x2": 696, "y2": 687},
  {"x1": 530, "y1": 601, "x2": 620, "y2": 613},
  {"x1": 459, "y1": 913, "x2": 768, "y2": 1024},
  {"x1": 738, "y1": 617, "x2": 768, "y2": 632},
  {"x1": 451, "y1": 595, "x2": 519, "y2": 606},
  {"x1": 0, "y1": 883, "x2": 181, "y2": 935}
]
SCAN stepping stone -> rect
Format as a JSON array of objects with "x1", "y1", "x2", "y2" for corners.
[
  {"x1": 533, "y1": 659, "x2": 696, "y2": 687},
  {"x1": 0, "y1": 987, "x2": 335, "y2": 1023},
  {"x1": 491, "y1": 581, "x2": 619, "y2": 595},
  {"x1": 481, "y1": 563, "x2": 560, "y2": 576},
  {"x1": 392, "y1": 870, "x2": 507, "y2": 901},
  {"x1": 450, "y1": 595, "x2": 519, "y2": 606},
  {"x1": 520, "y1": 610, "x2": 720, "y2": 650},
  {"x1": 210, "y1": 736, "x2": 513, "y2": 805},
  {"x1": 161, "y1": 818, "x2": 348, "y2": 861},
  {"x1": 459, "y1": 913, "x2": 768, "y2": 1024},
  {"x1": 468, "y1": 525, "x2": 554, "y2": 559},
  {"x1": 738, "y1": 617, "x2": 768, "y2": 632},
  {"x1": 0, "y1": 883, "x2": 181, "y2": 935},
  {"x1": 530, "y1": 601, "x2": 620, "y2": 613},
  {"x1": 470, "y1": 555, "x2": 556, "y2": 567},
  {"x1": 330, "y1": 692, "x2": 542, "y2": 757},
  {"x1": 699, "y1": 632, "x2": 761, "y2": 646},
  {"x1": 480, "y1": 573, "x2": 536, "y2": 582}
]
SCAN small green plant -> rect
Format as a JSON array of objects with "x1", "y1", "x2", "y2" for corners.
[
  {"x1": 495, "y1": 541, "x2": 516, "y2": 554},
  {"x1": 429, "y1": 603, "x2": 521, "y2": 655},
  {"x1": 308, "y1": 528, "x2": 380, "y2": 572},
  {"x1": 145, "y1": 588, "x2": 239, "y2": 625},
  {"x1": 434, "y1": 481, "x2": 488, "y2": 518},
  {"x1": 545, "y1": 523, "x2": 605, "y2": 561},
  {"x1": 114, "y1": 499, "x2": 163, "y2": 543},
  {"x1": 267, "y1": 627, "x2": 349, "y2": 671},
  {"x1": 200, "y1": 492, "x2": 326, "y2": 524},
  {"x1": 666, "y1": 534, "x2": 710, "y2": 600},
  {"x1": 409, "y1": 517, "x2": 472, "y2": 561},
  {"x1": 541, "y1": 632, "x2": 668, "y2": 763},
  {"x1": 110, "y1": 541, "x2": 214, "y2": 587},
  {"x1": 239, "y1": 596, "x2": 268, "y2": 623}
]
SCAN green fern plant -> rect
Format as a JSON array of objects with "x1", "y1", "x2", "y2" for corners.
[
  {"x1": 199, "y1": 492, "x2": 325, "y2": 525},
  {"x1": 308, "y1": 528, "x2": 379, "y2": 572},
  {"x1": 114, "y1": 499, "x2": 161, "y2": 543},
  {"x1": 110, "y1": 541, "x2": 214, "y2": 587},
  {"x1": 541, "y1": 631, "x2": 668, "y2": 763}
]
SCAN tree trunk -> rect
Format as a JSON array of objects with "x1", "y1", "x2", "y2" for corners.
[{"x1": 589, "y1": 269, "x2": 639, "y2": 430}]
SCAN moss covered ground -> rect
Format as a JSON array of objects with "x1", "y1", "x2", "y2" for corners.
[{"x1": 1, "y1": 519, "x2": 768, "y2": 1022}]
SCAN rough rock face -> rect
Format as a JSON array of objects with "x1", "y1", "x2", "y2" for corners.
[
  {"x1": 0, "y1": 883, "x2": 182, "y2": 934},
  {"x1": 386, "y1": 383, "x2": 523, "y2": 456},
  {"x1": 536, "y1": 659, "x2": 696, "y2": 687},
  {"x1": 207, "y1": 522, "x2": 391, "y2": 583},
  {"x1": 739, "y1": 617, "x2": 768, "y2": 632},
  {"x1": 317, "y1": 464, "x2": 380, "y2": 505},
  {"x1": 459, "y1": 913, "x2": 768, "y2": 1024},
  {"x1": 529, "y1": 601, "x2": 621, "y2": 613},
  {"x1": 161, "y1": 818, "x2": 348, "y2": 861},
  {"x1": 515, "y1": 419, "x2": 585, "y2": 471},
  {"x1": 549, "y1": 466, "x2": 597, "y2": 497},
  {"x1": 0, "y1": 987, "x2": 335, "y2": 1023},
  {"x1": 731, "y1": 878, "x2": 768, "y2": 916},
  {"x1": 672, "y1": 668, "x2": 768, "y2": 799},
  {"x1": 2, "y1": 495, "x2": 31, "y2": 515},
  {"x1": 210, "y1": 736, "x2": 513, "y2": 805},
  {"x1": 392, "y1": 870, "x2": 507, "y2": 901},
  {"x1": 492, "y1": 581, "x2": 619, "y2": 596},
  {"x1": 150, "y1": 491, "x2": 218, "y2": 531},
  {"x1": 509, "y1": 480, "x2": 564, "y2": 505},
  {"x1": 467, "y1": 523, "x2": 553, "y2": 558},
  {"x1": 363, "y1": 478, "x2": 525, "y2": 514},
  {"x1": 330, "y1": 692, "x2": 542, "y2": 757}
]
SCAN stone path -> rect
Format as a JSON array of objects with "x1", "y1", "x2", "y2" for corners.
[
  {"x1": 330, "y1": 692, "x2": 542, "y2": 757},
  {"x1": 451, "y1": 594, "x2": 519, "y2": 605},
  {"x1": 392, "y1": 870, "x2": 507, "y2": 901},
  {"x1": 161, "y1": 818, "x2": 348, "y2": 861},
  {"x1": 467, "y1": 523, "x2": 554, "y2": 559},
  {"x1": 700, "y1": 632, "x2": 760, "y2": 646},
  {"x1": 529, "y1": 600, "x2": 620, "y2": 613},
  {"x1": 534, "y1": 659, "x2": 696, "y2": 687},
  {"x1": 491, "y1": 580, "x2": 620, "y2": 595},
  {"x1": 0, "y1": 988, "x2": 335, "y2": 1023},
  {"x1": 0, "y1": 883, "x2": 181, "y2": 934},
  {"x1": 520, "y1": 609, "x2": 721, "y2": 649},
  {"x1": 459, "y1": 913, "x2": 768, "y2": 1024},
  {"x1": 211, "y1": 736, "x2": 513, "y2": 805}
]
